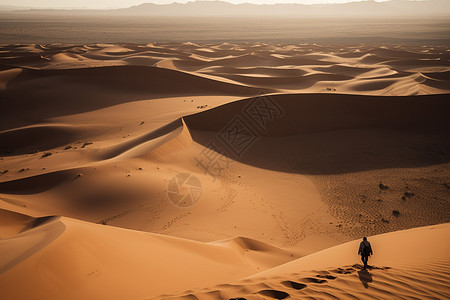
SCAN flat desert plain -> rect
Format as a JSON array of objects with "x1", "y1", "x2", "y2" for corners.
[{"x1": 0, "y1": 42, "x2": 449, "y2": 299}]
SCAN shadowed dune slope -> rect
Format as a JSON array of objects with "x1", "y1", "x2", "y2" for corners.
[
  {"x1": 184, "y1": 93, "x2": 450, "y2": 135},
  {"x1": 184, "y1": 93, "x2": 450, "y2": 174}
]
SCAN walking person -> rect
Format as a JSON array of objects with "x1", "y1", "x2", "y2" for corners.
[{"x1": 358, "y1": 237, "x2": 373, "y2": 269}]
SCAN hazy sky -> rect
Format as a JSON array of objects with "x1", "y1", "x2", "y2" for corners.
[{"x1": 1, "y1": 0, "x2": 389, "y2": 9}]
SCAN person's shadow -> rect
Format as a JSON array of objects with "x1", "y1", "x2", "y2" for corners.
[{"x1": 358, "y1": 269, "x2": 373, "y2": 289}]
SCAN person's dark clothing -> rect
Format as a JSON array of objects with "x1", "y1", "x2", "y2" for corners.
[
  {"x1": 358, "y1": 240, "x2": 373, "y2": 269},
  {"x1": 361, "y1": 255, "x2": 369, "y2": 268},
  {"x1": 358, "y1": 240, "x2": 373, "y2": 256}
]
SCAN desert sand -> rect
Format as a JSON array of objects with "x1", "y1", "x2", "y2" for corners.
[{"x1": 0, "y1": 42, "x2": 449, "y2": 299}]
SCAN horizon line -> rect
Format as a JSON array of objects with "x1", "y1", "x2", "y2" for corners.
[{"x1": 0, "y1": 0, "x2": 410, "y2": 11}]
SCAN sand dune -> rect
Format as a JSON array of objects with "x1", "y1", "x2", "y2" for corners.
[
  {"x1": 1, "y1": 43, "x2": 449, "y2": 96},
  {"x1": 0, "y1": 42, "x2": 449, "y2": 299},
  {"x1": 1, "y1": 214, "x2": 448, "y2": 299},
  {"x1": 0, "y1": 123, "x2": 96, "y2": 156},
  {"x1": 0, "y1": 212, "x2": 295, "y2": 300},
  {"x1": 160, "y1": 223, "x2": 450, "y2": 299},
  {"x1": 0, "y1": 65, "x2": 262, "y2": 130}
]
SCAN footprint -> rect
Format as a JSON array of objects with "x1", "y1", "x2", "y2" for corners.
[
  {"x1": 316, "y1": 274, "x2": 337, "y2": 280},
  {"x1": 367, "y1": 265, "x2": 392, "y2": 270},
  {"x1": 303, "y1": 277, "x2": 327, "y2": 284},
  {"x1": 257, "y1": 289, "x2": 290, "y2": 299},
  {"x1": 334, "y1": 266, "x2": 356, "y2": 274},
  {"x1": 281, "y1": 280, "x2": 307, "y2": 290}
]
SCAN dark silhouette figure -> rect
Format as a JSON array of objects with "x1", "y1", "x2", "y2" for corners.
[
  {"x1": 358, "y1": 237, "x2": 373, "y2": 269},
  {"x1": 358, "y1": 269, "x2": 373, "y2": 289}
]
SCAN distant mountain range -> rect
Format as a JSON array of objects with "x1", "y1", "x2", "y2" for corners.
[
  {"x1": 3, "y1": 0, "x2": 450, "y2": 17},
  {"x1": 0, "y1": 5, "x2": 31, "y2": 11}
]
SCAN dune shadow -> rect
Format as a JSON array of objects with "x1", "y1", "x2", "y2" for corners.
[
  {"x1": 358, "y1": 269, "x2": 373, "y2": 289},
  {"x1": 185, "y1": 93, "x2": 450, "y2": 175}
]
